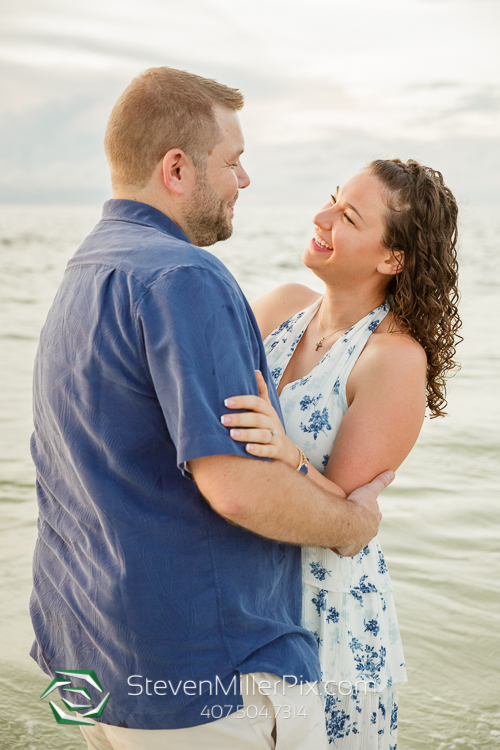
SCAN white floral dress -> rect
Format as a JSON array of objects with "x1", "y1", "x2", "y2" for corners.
[{"x1": 265, "y1": 297, "x2": 406, "y2": 749}]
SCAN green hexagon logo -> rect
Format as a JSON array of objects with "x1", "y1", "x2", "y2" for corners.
[{"x1": 40, "y1": 670, "x2": 111, "y2": 725}]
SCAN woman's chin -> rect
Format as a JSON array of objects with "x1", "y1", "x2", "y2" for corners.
[{"x1": 302, "y1": 247, "x2": 332, "y2": 273}]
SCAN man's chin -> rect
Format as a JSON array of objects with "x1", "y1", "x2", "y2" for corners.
[
  {"x1": 185, "y1": 203, "x2": 234, "y2": 247},
  {"x1": 195, "y1": 224, "x2": 233, "y2": 247},
  {"x1": 220, "y1": 221, "x2": 234, "y2": 241}
]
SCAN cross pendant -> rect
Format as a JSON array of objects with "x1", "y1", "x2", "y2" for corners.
[{"x1": 315, "y1": 341, "x2": 323, "y2": 351}]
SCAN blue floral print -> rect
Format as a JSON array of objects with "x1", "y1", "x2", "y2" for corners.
[
  {"x1": 325, "y1": 694, "x2": 357, "y2": 743},
  {"x1": 312, "y1": 630, "x2": 323, "y2": 648},
  {"x1": 350, "y1": 575, "x2": 378, "y2": 606},
  {"x1": 264, "y1": 296, "x2": 405, "y2": 748},
  {"x1": 312, "y1": 589, "x2": 328, "y2": 615},
  {"x1": 290, "y1": 375, "x2": 310, "y2": 390},
  {"x1": 326, "y1": 607, "x2": 340, "y2": 624},
  {"x1": 300, "y1": 394, "x2": 323, "y2": 411},
  {"x1": 352, "y1": 644, "x2": 386, "y2": 685},
  {"x1": 390, "y1": 704, "x2": 398, "y2": 732},
  {"x1": 364, "y1": 618, "x2": 381, "y2": 637},
  {"x1": 378, "y1": 550, "x2": 388, "y2": 574},
  {"x1": 378, "y1": 696, "x2": 386, "y2": 718},
  {"x1": 287, "y1": 334, "x2": 302, "y2": 357},
  {"x1": 300, "y1": 407, "x2": 332, "y2": 440},
  {"x1": 271, "y1": 367, "x2": 282, "y2": 382},
  {"x1": 271, "y1": 316, "x2": 295, "y2": 336},
  {"x1": 348, "y1": 633, "x2": 364, "y2": 654},
  {"x1": 269, "y1": 311, "x2": 306, "y2": 341},
  {"x1": 323, "y1": 687, "x2": 399, "y2": 746},
  {"x1": 358, "y1": 545, "x2": 370, "y2": 562},
  {"x1": 310, "y1": 561, "x2": 332, "y2": 581}
]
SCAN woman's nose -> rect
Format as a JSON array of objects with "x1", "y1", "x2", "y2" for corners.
[{"x1": 313, "y1": 206, "x2": 333, "y2": 230}]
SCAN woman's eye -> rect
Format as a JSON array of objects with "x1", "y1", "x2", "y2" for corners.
[{"x1": 331, "y1": 194, "x2": 354, "y2": 225}]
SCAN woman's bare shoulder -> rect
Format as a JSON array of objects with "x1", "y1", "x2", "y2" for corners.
[
  {"x1": 251, "y1": 283, "x2": 321, "y2": 340},
  {"x1": 347, "y1": 328, "x2": 427, "y2": 406},
  {"x1": 366, "y1": 312, "x2": 426, "y2": 360},
  {"x1": 355, "y1": 325, "x2": 428, "y2": 388}
]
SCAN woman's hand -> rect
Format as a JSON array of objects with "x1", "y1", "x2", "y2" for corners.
[{"x1": 221, "y1": 371, "x2": 300, "y2": 469}]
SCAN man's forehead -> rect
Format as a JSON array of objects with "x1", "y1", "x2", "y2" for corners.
[{"x1": 214, "y1": 106, "x2": 243, "y2": 134}]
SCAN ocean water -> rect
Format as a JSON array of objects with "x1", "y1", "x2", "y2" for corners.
[{"x1": 0, "y1": 202, "x2": 499, "y2": 749}]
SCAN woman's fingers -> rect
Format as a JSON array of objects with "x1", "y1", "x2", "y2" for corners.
[
  {"x1": 228, "y1": 427, "x2": 277, "y2": 446},
  {"x1": 221, "y1": 411, "x2": 272, "y2": 429},
  {"x1": 245, "y1": 443, "x2": 277, "y2": 458},
  {"x1": 223, "y1": 394, "x2": 274, "y2": 415},
  {"x1": 255, "y1": 370, "x2": 272, "y2": 404}
]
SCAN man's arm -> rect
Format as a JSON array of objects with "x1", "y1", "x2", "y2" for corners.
[{"x1": 190, "y1": 454, "x2": 392, "y2": 555}]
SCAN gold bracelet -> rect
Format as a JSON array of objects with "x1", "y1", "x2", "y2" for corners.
[{"x1": 296, "y1": 447, "x2": 309, "y2": 475}]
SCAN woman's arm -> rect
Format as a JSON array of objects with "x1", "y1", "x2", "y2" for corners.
[
  {"x1": 325, "y1": 333, "x2": 427, "y2": 495},
  {"x1": 222, "y1": 335, "x2": 427, "y2": 499}
]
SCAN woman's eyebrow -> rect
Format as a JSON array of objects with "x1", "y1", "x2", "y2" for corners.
[
  {"x1": 337, "y1": 186, "x2": 364, "y2": 222},
  {"x1": 346, "y1": 202, "x2": 363, "y2": 222}
]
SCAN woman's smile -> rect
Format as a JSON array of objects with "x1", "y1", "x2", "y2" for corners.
[{"x1": 311, "y1": 232, "x2": 333, "y2": 253}]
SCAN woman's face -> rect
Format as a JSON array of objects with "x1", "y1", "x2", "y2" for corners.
[{"x1": 302, "y1": 170, "x2": 398, "y2": 288}]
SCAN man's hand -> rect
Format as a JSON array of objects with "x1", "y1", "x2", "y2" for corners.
[{"x1": 333, "y1": 471, "x2": 393, "y2": 556}]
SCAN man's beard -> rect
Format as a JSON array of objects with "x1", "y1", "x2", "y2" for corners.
[{"x1": 183, "y1": 171, "x2": 236, "y2": 248}]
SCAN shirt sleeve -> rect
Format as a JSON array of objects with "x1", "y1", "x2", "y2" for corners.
[{"x1": 137, "y1": 265, "x2": 274, "y2": 476}]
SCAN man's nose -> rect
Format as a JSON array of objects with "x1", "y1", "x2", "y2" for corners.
[{"x1": 237, "y1": 163, "x2": 250, "y2": 189}]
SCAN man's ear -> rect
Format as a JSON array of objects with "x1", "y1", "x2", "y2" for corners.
[
  {"x1": 161, "y1": 148, "x2": 195, "y2": 196},
  {"x1": 378, "y1": 249, "x2": 404, "y2": 276}
]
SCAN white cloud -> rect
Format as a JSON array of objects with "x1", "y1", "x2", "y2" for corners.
[
  {"x1": 242, "y1": 81, "x2": 500, "y2": 145},
  {"x1": 0, "y1": 0, "x2": 499, "y2": 202}
]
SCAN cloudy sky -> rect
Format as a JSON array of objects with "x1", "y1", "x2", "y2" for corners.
[{"x1": 0, "y1": 0, "x2": 499, "y2": 205}]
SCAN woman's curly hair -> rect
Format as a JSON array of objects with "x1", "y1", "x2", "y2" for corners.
[{"x1": 368, "y1": 158, "x2": 462, "y2": 418}]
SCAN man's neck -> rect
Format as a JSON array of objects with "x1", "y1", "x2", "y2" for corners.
[{"x1": 111, "y1": 187, "x2": 195, "y2": 244}]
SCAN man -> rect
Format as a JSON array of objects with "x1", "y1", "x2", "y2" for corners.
[{"x1": 30, "y1": 67, "x2": 392, "y2": 749}]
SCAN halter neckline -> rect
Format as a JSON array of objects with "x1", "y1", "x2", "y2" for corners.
[{"x1": 277, "y1": 297, "x2": 389, "y2": 396}]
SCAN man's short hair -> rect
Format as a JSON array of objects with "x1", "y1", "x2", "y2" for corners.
[{"x1": 104, "y1": 67, "x2": 244, "y2": 188}]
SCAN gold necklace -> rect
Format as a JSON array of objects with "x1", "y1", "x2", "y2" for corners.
[{"x1": 314, "y1": 304, "x2": 347, "y2": 351}]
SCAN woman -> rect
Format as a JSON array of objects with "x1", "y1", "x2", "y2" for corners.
[{"x1": 221, "y1": 159, "x2": 461, "y2": 747}]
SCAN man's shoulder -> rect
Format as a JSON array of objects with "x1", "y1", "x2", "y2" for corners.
[{"x1": 70, "y1": 218, "x2": 238, "y2": 295}]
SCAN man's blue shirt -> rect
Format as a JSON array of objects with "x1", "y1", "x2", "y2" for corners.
[{"x1": 30, "y1": 199, "x2": 321, "y2": 730}]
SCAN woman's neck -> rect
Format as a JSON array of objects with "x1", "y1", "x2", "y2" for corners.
[{"x1": 317, "y1": 284, "x2": 387, "y2": 334}]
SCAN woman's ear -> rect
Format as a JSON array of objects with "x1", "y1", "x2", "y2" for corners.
[{"x1": 378, "y1": 250, "x2": 404, "y2": 276}]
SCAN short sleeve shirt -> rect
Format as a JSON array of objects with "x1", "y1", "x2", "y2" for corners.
[{"x1": 30, "y1": 200, "x2": 320, "y2": 730}]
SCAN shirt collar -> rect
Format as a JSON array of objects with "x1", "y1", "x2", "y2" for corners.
[{"x1": 102, "y1": 199, "x2": 192, "y2": 245}]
